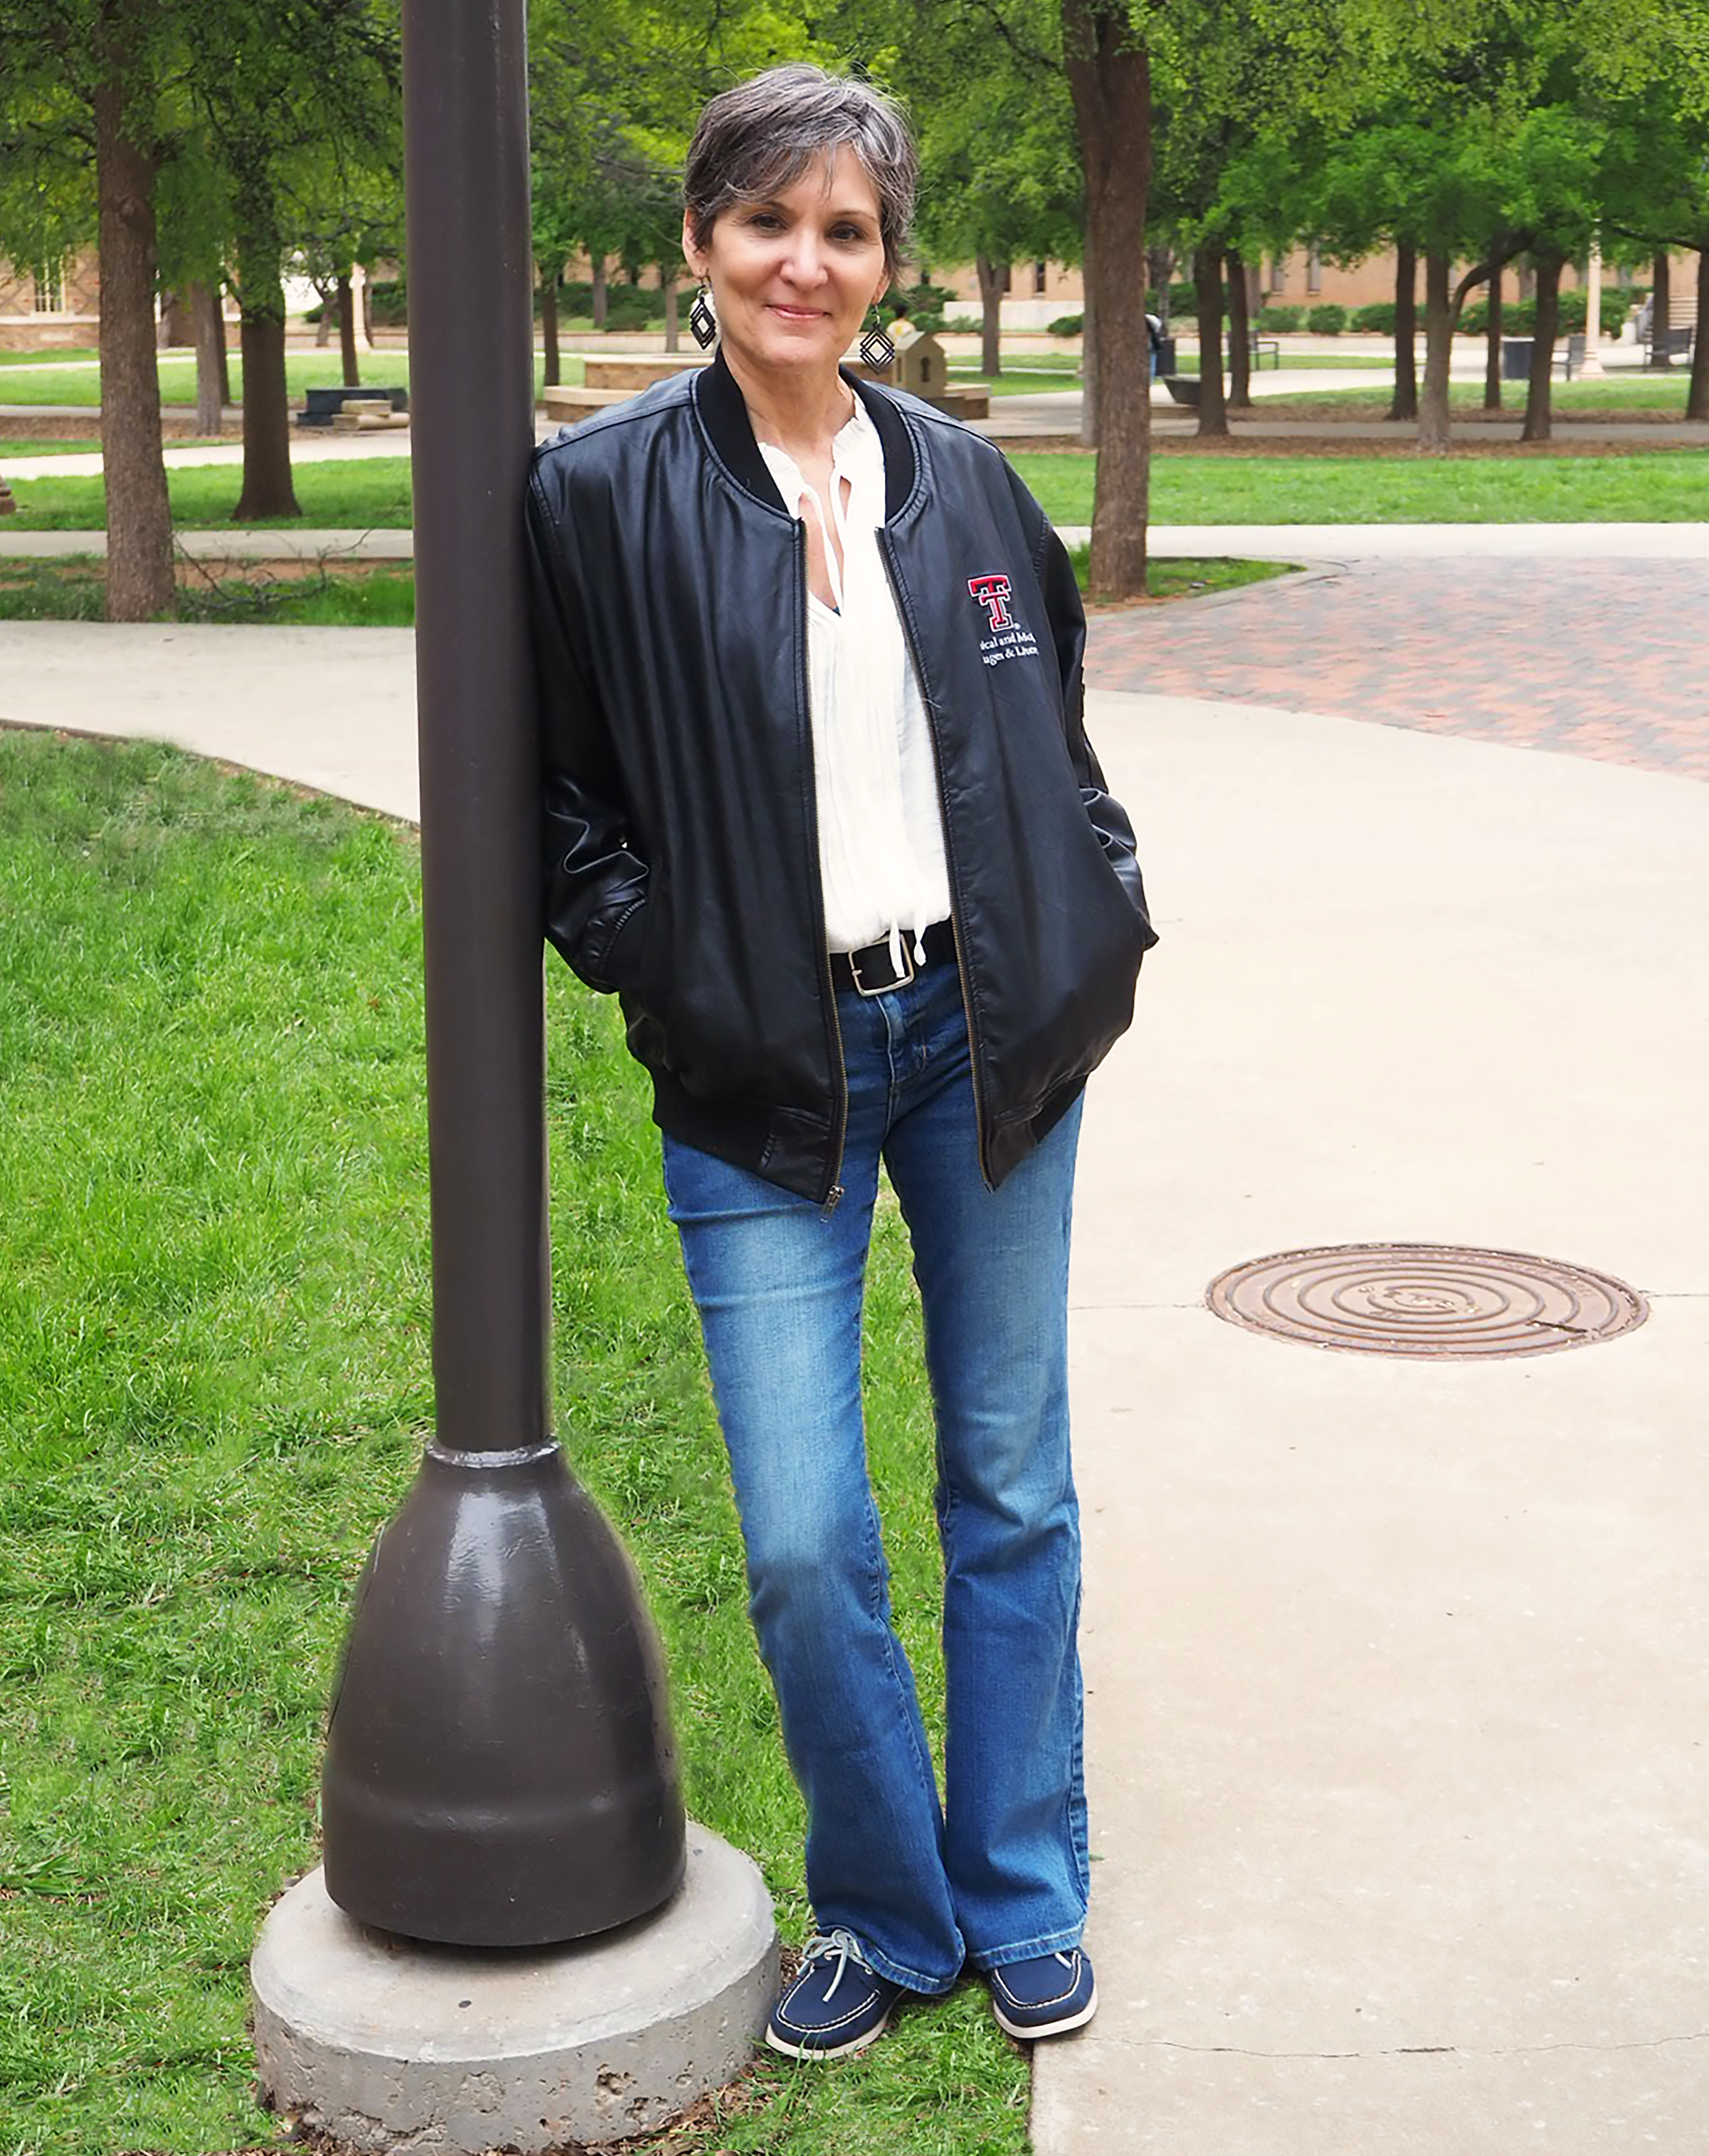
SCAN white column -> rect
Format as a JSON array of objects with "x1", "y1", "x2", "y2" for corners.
[{"x1": 1579, "y1": 240, "x2": 1605, "y2": 376}]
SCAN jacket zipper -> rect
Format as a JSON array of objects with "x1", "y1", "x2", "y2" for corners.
[
  {"x1": 796, "y1": 517, "x2": 849, "y2": 1216},
  {"x1": 877, "y1": 527, "x2": 996, "y2": 1192}
]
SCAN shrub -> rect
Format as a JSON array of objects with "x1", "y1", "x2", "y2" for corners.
[
  {"x1": 1306, "y1": 302, "x2": 1347, "y2": 334},
  {"x1": 554, "y1": 279, "x2": 668, "y2": 327},
  {"x1": 1047, "y1": 312, "x2": 1084, "y2": 337},
  {"x1": 1256, "y1": 304, "x2": 1303, "y2": 331},
  {"x1": 1351, "y1": 302, "x2": 1396, "y2": 333},
  {"x1": 1460, "y1": 288, "x2": 1628, "y2": 339},
  {"x1": 944, "y1": 315, "x2": 983, "y2": 334},
  {"x1": 367, "y1": 277, "x2": 407, "y2": 326},
  {"x1": 1553, "y1": 288, "x2": 1634, "y2": 336}
]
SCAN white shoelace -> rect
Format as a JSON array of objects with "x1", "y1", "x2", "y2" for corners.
[{"x1": 801, "y1": 1926, "x2": 873, "y2": 2001}]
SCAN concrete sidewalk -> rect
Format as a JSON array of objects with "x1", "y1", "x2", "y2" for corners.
[
  {"x1": 1047, "y1": 695, "x2": 1709, "y2": 2154},
  {"x1": 2, "y1": 618, "x2": 1705, "y2": 2152},
  {"x1": 10, "y1": 522, "x2": 1709, "y2": 565}
]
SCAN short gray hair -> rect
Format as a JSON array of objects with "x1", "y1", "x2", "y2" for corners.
[{"x1": 683, "y1": 64, "x2": 917, "y2": 281}]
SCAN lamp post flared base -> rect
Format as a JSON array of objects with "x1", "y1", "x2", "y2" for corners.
[{"x1": 321, "y1": 1441, "x2": 686, "y2": 1947}]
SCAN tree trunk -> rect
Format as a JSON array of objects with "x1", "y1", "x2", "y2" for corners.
[
  {"x1": 217, "y1": 309, "x2": 232, "y2": 409},
  {"x1": 662, "y1": 276, "x2": 679, "y2": 352},
  {"x1": 93, "y1": 61, "x2": 175, "y2": 621},
  {"x1": 1224, "y1": 247, "x2": 1252, "y2": 410},
  {"x1": 975, "y1": 253, "x2": 1005, "y2": 376},
  {"x1": 337, "y1": 272, "x2": 360, "y2": 386},
  {"x1": 1418, "y1": 250, "x2": 1454, "y2": 452},
  {"x1": 1687, "y1": 244, "x2": 1709, "y2": 421},
  {"x1": 1194, "y1": 245, "x2": 1228, "y2": 437},
  {"x1": 1079, "y1": 224, "x2": 1098, "y2": 447},
  {"x1": 232, "y1": 230, "x2": 300, "y2": 520},
  {"x1": 1650, "y1": 250, "x2": 1671, "y2": 366},
  {"x1": 190, "y1": 280, "x2": 225, "y2": 433},
  {"x1": 314, "y1": 283, "x2": 334, "y2": 346},
  {"x1": 1147, "y1": 242, "x2": 1173, "y2": 328},
  {"x1": 1063, "y1": 0, "x2": 1151, "y2": 593},
  {"x1": 1389, "y1": 243, "x2": 1418, "y2": 421},
  {"x1": 541, "y1": 274, "x2": 560, "y2": 383},
  {"x1": 591, "y1": 253, "x2": 607, "y2": 330},
  {"x1": 158, "y1": 287, "x2": 194, "y2": 346},
  {"x1": 1521, "y1": 251, "x2": 1562, "y2": 443},
  {"x1": 1483, "y1": 263, "x2": 1503, "y2": 410}
]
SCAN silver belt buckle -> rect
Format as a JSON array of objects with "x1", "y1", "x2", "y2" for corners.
[{"x1": 849, "y1": 941, "x2": 914, "y2": 997}]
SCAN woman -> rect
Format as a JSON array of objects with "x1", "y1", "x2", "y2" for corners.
[{"x1": 525, "y1": 62, "x2": 1155, "y2": 2060}]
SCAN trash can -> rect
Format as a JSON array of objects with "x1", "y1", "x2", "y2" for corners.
[
  {"x1": 1501, "y1": 337, "x2": 1533, "y2": 380},
  {"x1": 1154, "y1": 334, "x2": 1177, "y2": 377}
]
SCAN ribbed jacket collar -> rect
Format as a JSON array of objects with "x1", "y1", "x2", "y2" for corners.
[{"x1": 693, "y1": 345, "x2": 917, "y2": 522}]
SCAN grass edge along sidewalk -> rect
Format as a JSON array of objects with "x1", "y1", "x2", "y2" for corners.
[
  {"x1": 0, "y1": 553, "x2": 1291, "y2": 623},
  {"x1": 4, "y1": 445, "x2": 1709, "y2": 534},
  {"x1": 0, "y1": 729, "x2": 1032, "y2": 2156}
]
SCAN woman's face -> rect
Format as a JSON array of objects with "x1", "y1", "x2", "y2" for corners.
[{"x1": 683, "y1": 150, "x2": 889, "y2": 385}]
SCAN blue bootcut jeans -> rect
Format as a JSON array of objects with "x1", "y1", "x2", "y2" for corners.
[{"x1": 661, "y1": 953, "x2": 1088, "y2": 1996}]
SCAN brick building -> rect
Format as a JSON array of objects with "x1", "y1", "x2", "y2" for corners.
[{"x1": 0, "y1": 249, "x2": 102, "y2": 350}]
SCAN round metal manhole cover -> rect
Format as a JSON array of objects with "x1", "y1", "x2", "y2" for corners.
[{"x1": 1206, "y1": 1243, "x2": 1647, "y2": 1360}]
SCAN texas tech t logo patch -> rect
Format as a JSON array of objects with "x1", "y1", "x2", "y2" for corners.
[
  {"x1": 968, "y1": 573, "x2": 1014, "y2": 628},
  {"x1": 968, "y1": 572, "x2": 1041, "y2": 669}
]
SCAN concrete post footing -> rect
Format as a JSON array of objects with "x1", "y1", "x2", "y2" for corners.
[{"x1": 251, "y1": 1823, "x2": 779, "y2": 2154}]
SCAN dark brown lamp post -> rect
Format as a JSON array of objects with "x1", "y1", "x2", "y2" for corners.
[{"x1": 318, "y1": 0, "x2": 685, "y2": 1948}]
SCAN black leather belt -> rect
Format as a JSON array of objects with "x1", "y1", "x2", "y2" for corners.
[{"x1": 831, "y1": 919, "x2": 957, "y2": 996}]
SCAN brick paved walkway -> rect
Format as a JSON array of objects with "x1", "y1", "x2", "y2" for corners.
[{"x1": 1087, "y1": 558, "x2": 1709, "y2": 783}]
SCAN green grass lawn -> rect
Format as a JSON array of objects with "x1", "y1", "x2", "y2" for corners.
[
  {"x1": 6, "y1": 440, "x2": 1705, "y2": 538},
  {"x1": 947, "y1": 367, "x2": 1084, "y2": 398},
  {"x1": 0, "y1": 552, "x2": 1287, "y2": 622},
  {"x1": 1173, "y1": 352, "x2": 1392, "y2": 373},
  {"x1": 0, "y1": 349, "x2": 594, "y2": 406},
  {"x1": 4, "y1": 456, "x2": 415, "y2": 530},
  {"x1": 0, "y1": 352, "x2": 417, "y2": 409},
  {"x1": 0, "y1": 559, "x2": 418, "y2": 625},
  {"x1": 1251, "y1": 375, "x2": 1704, "y2": 417},
  {"x1": 0, "y1": 730, "x2": 1030, "y2": 2156},
  {"x1": 946, "y1": 355, "x2": 1389, "y2": 394},
  {"x1": 1, "y1": 440, "x2": 102, "y2": 459},
  {"x1": 1070, "y1": 551, "x2": 1301, "y2": 601},
  {"x1": 1011, "y1": 447, "x2": 1709, "y2": 525},
  {"x1": 0, "y1": 348, "x2": 99, "y2": 367}
]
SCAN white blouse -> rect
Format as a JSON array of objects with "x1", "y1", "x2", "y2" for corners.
[{"x1": 757, "y1": 400, "x2": 953, "y2": 971}]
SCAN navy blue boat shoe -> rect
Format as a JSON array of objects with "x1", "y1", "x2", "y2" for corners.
[
  {"x1": 988, "y1": 1947, "x2": 1097, "y2": 2039},
  {"x1": 765, "y1": 1929, "x2": 905, "y2": 2060}
]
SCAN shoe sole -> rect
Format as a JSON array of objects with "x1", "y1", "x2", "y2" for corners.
[
  {"x1": 991, "y1": 1981, "x2": 1098, "y2": 2042},
  {"x1": 764, "y1": 2007, "x2": 893, "y2": 2061}
]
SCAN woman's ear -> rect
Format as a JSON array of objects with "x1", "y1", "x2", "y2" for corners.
[{"x1": 681, "y1": 214, "x2": 704, "y2": 279}]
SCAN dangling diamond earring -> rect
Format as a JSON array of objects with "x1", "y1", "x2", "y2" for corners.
[
  {"x1": 689, "y1": 282, "x2": 717, "y2": 350},
  {"x1": 860, "y1": 304, "x2": 896, "y2": 371}
]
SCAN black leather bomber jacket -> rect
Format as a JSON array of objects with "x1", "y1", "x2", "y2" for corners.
[{"x1": 524, "y1": 348, "x2": 1157, "y2": 1206}]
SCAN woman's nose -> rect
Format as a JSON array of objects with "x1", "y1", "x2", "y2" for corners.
[{"x1": 780, "y1": 230, "x2": 826, "y2": 285}]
